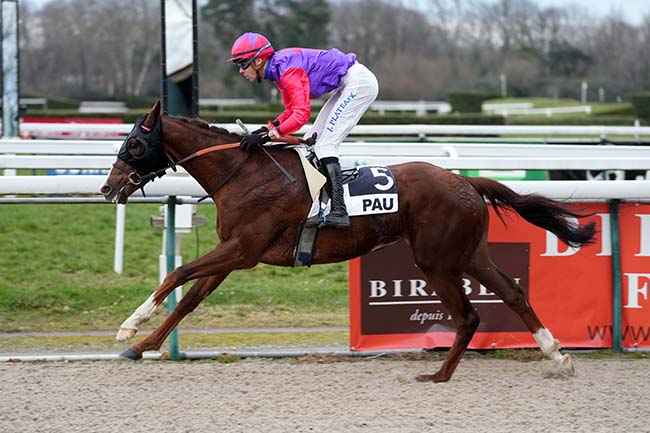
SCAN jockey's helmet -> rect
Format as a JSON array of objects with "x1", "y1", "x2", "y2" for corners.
[{"x1": 228, "y1": 32, "x2": 274, "y2": 69}]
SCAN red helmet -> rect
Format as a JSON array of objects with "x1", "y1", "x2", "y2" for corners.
[{"x1": 228, "y1": 32, "x2": 274, "y2": 68}]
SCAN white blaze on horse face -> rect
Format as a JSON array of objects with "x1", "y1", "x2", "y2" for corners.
[
  {"x1": 120, "y1": 293, "x2": 158, "y2": 330},
  {"x1": 533, "y1": 328, "x2": 563, "y2": 362}
]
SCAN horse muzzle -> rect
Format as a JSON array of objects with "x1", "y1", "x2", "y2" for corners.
[{"x1": 100, "y1": 182, "x2": 129, "y2": 204}]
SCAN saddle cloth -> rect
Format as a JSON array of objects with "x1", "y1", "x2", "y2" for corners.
[{"x1": 294, "y1": 149, "x2": 399, "y2": 219}]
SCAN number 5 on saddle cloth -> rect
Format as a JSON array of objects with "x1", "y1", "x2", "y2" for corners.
[{"x1": 294, "y1": 150, "x2": 399, "y2": 267}]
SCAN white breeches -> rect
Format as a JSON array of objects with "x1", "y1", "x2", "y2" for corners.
[{"x1": 307, "y1": 62, "x2": 379, "y2": 160}]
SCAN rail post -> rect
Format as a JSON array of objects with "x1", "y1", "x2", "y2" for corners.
[
  {"x1": 113, "y1": 204, "x2": 126, "y2": 274},
  {"x1": 165, "y1": 195, "x2": 180, "y2": 360},
  {"x1": 609, "y1": 199, "x2": 623, "y2": 352}
]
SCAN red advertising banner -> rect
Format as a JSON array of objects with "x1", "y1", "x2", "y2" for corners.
[{"x1": 350, "y1": 203, "x2": 650, "y2": 351}]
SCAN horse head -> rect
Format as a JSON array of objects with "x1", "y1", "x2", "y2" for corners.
[{"x1": 101, "y1": 100, "x2": 173, "y2": 203}]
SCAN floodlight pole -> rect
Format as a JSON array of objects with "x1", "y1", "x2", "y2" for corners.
[{"x1": 2, "y1": 0, "x2": 20, "y2": 138}]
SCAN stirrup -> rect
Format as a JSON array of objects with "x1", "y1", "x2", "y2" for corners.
[
  {"x1": 321, "y1": 212, "x2": 350, "y2": 229},
  {"x1": 304, "y1": 214, "x2": 324, "y2": 228}
]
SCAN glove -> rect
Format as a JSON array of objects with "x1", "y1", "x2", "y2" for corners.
[
  {"x1": 252, "y1": 119, "x2": 280, "y2": 135},
  {"x1": 251, "y1": 125, "x2": 268, "y2": 135},
  {"x1": 239, "y1": 133, "x2": 270, "y2": 152},
  {"x1": 304, "y1": 132, "x2": 317, "y2": 146}
]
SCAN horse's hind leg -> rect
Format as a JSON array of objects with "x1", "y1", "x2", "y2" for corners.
[
  {"x1": 415, "y1": 274, "x2": 479, "y2": 383},
  {"x1": 467, "y1": 240, "x2": 575, "y2": 376}
]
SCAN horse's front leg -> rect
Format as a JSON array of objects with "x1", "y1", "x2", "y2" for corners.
[
  {"x1": 119, "y1": 274, "x2": 226, "y2": 359},
  {"x1": 116, "y1": 238, "x2": 259, "y2": 351}
]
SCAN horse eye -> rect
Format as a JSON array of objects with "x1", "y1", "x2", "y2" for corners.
[{"x1": 128, "y1": 140, "x2": 145, "y2": 157}]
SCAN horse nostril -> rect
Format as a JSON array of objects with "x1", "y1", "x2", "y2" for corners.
[{"x1": 100, "y1": 185, "x2": 111, "y2": 195}]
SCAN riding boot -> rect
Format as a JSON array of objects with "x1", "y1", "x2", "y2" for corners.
[
  {"x1": 304, "y1": 157, "x2": 350, "y2": 229},
  {"x1": 321, "y1": 158, "x2": 350, "y2": 229}
]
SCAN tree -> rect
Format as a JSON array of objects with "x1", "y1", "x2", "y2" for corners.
[
  {"x1": 262, "y1": 0, "x2": 330, "y2": 49},
  {"x1": 200, "y1": 0, "x2": 330, "y2": 99},
  {"x1": 200, "y1": 0, "x2": 260, "y2": 50},
  {"x1": 21, "y1": 0, "x2": 159, "y2": 98},
  {"x1": 544, "y1": 40, "x2": 591, "y2": 77},
  {"x1": 15, "y1": 0, "x2": 650, "y2": 101}
]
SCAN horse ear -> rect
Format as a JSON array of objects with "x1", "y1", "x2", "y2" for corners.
[{"x1": 143, "y1": 99, "x2": 162, "y2": 129}]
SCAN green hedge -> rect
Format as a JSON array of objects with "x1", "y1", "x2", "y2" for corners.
[
  {"x1": 448, "y1": 92, "x2": 497, "y2": 113},
  {"x1": 21, "y1": 95, "x2": 159, "y2": 111},
  {"x1": 359, "y1": 113, "x2": 504, "y2": 125},
  {"x1": 592, "y1": 104, "x2": 634, "y2": 116},
  {"x1": 505, "y1": 115, "x2": 641, "y2": 126},
  {"x1": 219, "y1": 103, "x2": 285, "y2": 112},
  {"x1": 122, "y1": 96, "x2": 159, "y2": 109},
  {"x1": 632, "y1": 93, "x2": 650, "y2": 119},
  {"x1": 199, "y1": 110, "x2": 505, "y2": 126},
  {"x1": 31, "y1": 95, "x2": 80, "y2": 109}
]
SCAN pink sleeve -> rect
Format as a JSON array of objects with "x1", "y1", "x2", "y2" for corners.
[
  {"x1": 273, "y1": 67, "x2": 311, "y2": 135},
  {"x1": 274, "y1": 83, "x2": 293, "y2": 125}
]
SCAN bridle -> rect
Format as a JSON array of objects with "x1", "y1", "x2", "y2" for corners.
[
  {"x1": 113, "y1": 116, "x2": 310, "y2": 202},
  {"x1": 114, "y1": 115, "x2": 244, "y2": 200}
]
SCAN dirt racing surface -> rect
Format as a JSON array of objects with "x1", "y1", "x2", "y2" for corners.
[{"x1": 0, "y1": 357, "x2": 648, "y2": 433}]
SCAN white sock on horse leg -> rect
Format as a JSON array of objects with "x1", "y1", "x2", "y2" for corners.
[
  {"x1": 533, "y1": 328, "x2": 564, "y2": 362},
  {"x1": 120, "y1": 293, "x2": 158, "y2": 330}
]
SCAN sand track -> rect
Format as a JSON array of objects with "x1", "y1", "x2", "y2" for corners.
[{"x1": 1, "y1": 357, "x2": 648, "y2": 433}]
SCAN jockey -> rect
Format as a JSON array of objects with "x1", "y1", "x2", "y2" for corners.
[{"x1": 228, "y1": 32, "x2": 379, "y2": 229}]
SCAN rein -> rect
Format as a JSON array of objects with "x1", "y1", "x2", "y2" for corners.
[
  {"x1": 117, "y1": 136, "x2": 305, "y2": 201},
  {"x1": 113, "y1": 140, "x2": 243, "y2": 198}
]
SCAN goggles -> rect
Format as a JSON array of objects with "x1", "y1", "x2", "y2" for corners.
[{"x1": 232, "y1": 42, "x2": 271, "y2": 70}]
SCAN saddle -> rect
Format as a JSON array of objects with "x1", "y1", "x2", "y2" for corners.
[{"x1": 290, "y1": 147, "x2": 399, "y2": 267}]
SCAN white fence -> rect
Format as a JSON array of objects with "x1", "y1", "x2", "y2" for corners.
[
  {"x1": 0, "y1": 97, "x2": 48, "y2": 109},
  {"x1": 370, "y1": 101, "x2": 451, "y2": 116},
  {"x1": 482, "y1": 102, "x2": 533, "y2": 112},
  {"x1": 2, "y1": 175, "x2": 650, "y2": 201},
  {"x1": 3, "y1": 140, "x2": 650, "y2": 195},
  {"x1": 4, "y1": 139, "x2": 650, "y2": 172},
  {"x1": 198, "y1": 98, "x2": 257, "y2": 108},
  {"x1": 5, "y1": 122, "x2": 650, "y2": 192},
  {"x1": 364, "y1": 101, "x2": 593, "y2": 117},
  {"x1": 486, "y1": 105, "x2": 592, "y2": 117},
  {"x1": 17, "y1": 122, "x2": 650, "y2": 138},
  {"x1": 78, "y1": 101, "x2": 129, "y2": 113}
]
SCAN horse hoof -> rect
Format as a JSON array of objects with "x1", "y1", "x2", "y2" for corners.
[
  {"x1": 415, "y1": 373, "x2": 449, "y2": 383},
  {"x1": 561, "y1": 354, "x2": 576, "y2": 376},
  {"x1": 116, "y1": 327, "x2": 137, "y2": 342},
  {"x1": 119, "y1": 347, "x2": 143, "y2": 361},
  {"x1": 543, "y1": 354, "x2": 576, "y2": 379}
]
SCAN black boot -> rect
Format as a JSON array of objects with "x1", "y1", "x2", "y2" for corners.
[
  {"x1": 304, "y1": 157, "x2": 350, "y2": 229},
  {"x1": 321, "y1": 158, "x2": 350, "y2": 229}
]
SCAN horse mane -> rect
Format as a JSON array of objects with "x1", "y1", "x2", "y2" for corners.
[{"x1": 173, "y1": 116, "x2": 243, "y2": 140}]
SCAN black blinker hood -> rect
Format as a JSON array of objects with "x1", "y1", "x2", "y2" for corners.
[{"x1": 117, "y1": 113, "x2": 170, "y2": 173}]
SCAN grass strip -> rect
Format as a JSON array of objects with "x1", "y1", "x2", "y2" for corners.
[{"x1": 0, "y1": 331, "x2": 349, "y2": 353}]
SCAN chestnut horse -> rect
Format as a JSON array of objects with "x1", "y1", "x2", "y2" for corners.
[{"x1": 101, "y1": 101, "x2": 596, "y2": 382}]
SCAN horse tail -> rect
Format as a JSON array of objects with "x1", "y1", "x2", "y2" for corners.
[{"x1": 467, "y1": 176, "x2": 597, "y2": 247}]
